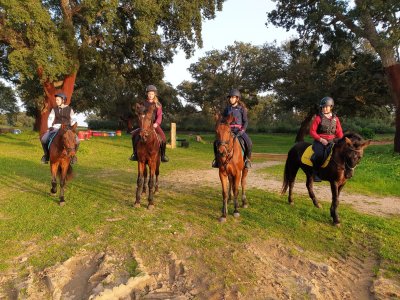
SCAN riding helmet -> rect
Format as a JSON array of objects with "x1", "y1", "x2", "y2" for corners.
[
  {"x1": 227, "y1": 89, "x2": 241, "y2": 98},
  {"x1": 55, "y1": 93, "x2": 67, "y2": 102},
  {"x1": 320, "y1": 96, "x2": 334, "y2": 108},
  {"x1": 146, "y1": 85, "x2": 157, "y2": 93}
]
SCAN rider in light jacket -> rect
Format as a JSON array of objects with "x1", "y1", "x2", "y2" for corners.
[{"x1": 40, "y1": 93, "x2": 79, "y2": 164}]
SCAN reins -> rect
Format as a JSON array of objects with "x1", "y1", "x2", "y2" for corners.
[{"x1": 216, "y1": 128, "x2": 237, "y2": 169}]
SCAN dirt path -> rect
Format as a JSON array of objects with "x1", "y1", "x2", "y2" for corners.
[{"x1": 163, "y1": 160, "x2": 400, "y2": 217}]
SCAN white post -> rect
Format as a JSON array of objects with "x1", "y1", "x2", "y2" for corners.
[{"x1": 171, "y1": 122, "x2": 176, "y2": 149}]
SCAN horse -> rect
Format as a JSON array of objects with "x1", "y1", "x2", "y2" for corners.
[
  {"x1": 133, "y1": 103, "x2": 160, "y2": 209},
  {"x1": 215, "y1": 114, "x2": 249, "y2": 222},
  {"x1": 48, "y1": 123, "x2": 78, "y2": 206},
  {"x1": 281, "y1": 132, "x2": 370, "y2": 226}
]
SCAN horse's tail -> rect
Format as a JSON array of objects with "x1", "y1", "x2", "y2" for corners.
[
  {"x1": 57, "y1": 164, "x2": 74, "y2": 181},
  {"x1": 281, "y1": 155, "x2": 290, "y2": 195},
  {"x1": 66, "y1": 164, "x2": 74, "y2": 181}
]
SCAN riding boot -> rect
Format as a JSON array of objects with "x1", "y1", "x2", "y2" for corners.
[
  {"x1": 312, "y1": 168, "x2": 322, "y2": 182},
  {"x1": 212, "y1": 141, "x2": 219, "y2": 168},
  {"x1": 41, "y1": 142, "x2": 49, "y2": 164},
  {"x1": 70, "y1": 143, "x2": 79, "y2": 165},
  {"x1": 129, "y1": 136, "x2": 138, "y2": 161},
  {"x1": 160, "y1": 142, "x2": 169, "y2": 162},
  {"x1": 244, "y1": 148, "x2": 252, "y2": 169}
]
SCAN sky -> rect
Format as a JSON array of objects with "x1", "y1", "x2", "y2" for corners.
[{"x1": 163, "y1": 0, "x2": 296, "y2": 88}]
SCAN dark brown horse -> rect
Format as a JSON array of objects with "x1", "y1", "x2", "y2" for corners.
[
  {"x1": 134, "y1": 103, "x2": 160, "y2": 209},
  {"x1": 215, "y1": 114, "x2": 249, "y2": 222},
  {"x1": 282, "y1": 133, "x2": 370, "y2": 225},
  {"x1": 48, "y1": 124, "x2": 78, "y2": 205}
]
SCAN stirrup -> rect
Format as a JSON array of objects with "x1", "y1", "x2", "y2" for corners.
[
  {"x1": 129, "y1": 154, "x2": 138, "y2": 161},
  {"x1": 212, "y1": 159, "x2": 219, "y2": 168},
  {"x1": 41, "y1": 155, "x2": 49, "y2": 164},
  {"x1": 244, "y1": 159, "x2": 252, "y2": 169}
]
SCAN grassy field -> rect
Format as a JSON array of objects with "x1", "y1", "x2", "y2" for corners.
[{"x1": 0, "y1": 130, "x2": 399, "y2": 296}]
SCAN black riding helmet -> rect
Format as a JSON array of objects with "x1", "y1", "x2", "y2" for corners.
[
  {"x1": 227, "y1": 89, "x2": 241, "y2": 98},
  {"x1": 146, "y1": 85, "x2": 157, "y2": 93},
  {"x1": 320, "y1": 96, "x2": 334, "y2": 108},
  {"x1": 55, "y1": 93, "x2": 67, "y2": 102}
]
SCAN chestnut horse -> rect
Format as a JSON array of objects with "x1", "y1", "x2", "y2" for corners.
[
  {"x1": 215, "y1": 114, "x2": 249, "y2": 222},
  {"x1": 48, "y1": 124, "x2": 78, "y2": 205},
  {"x1": 134, "y1": 103, "x2": 160, "y2": 209},
  {"x1": 282, "y1": 133, "x2": 370, "y2": 225}
]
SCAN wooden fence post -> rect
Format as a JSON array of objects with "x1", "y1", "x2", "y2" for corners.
[{"x1": 171, "y1": 123, "x2": 176, "y2": 149}]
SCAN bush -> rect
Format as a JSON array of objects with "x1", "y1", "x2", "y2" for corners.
[
  {"x1": 87, "y1": 120, "x2": 119, "y2": 130},
  {"x1": 359, "y1": 127, "x2": 375, "y2": 139}
]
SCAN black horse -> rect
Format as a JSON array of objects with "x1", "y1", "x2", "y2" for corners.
[{"x1": 282, "y1": 133, "x2": 370, "y2": 226}]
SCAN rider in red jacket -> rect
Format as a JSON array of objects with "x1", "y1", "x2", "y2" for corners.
[{"x1": 309, "y1": 96, "x2": 343, "y2": 182}]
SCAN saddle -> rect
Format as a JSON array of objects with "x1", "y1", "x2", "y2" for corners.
[
  {"x1": 301, "y1": 144, "x2": 334, "y2": 168},
  {"x1": 46, "y1": 130, "x2": 59, "y2": 150}
]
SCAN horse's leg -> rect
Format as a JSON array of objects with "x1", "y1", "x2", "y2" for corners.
[
  {"x1": 59, "y1": 162, "x2": 68, "y2": 206},
  {"x1": 147, "y1": 161, "x2": 157, "y2": 210},
  {"x1": 219, "y1": 173, "x2": 229, "y2": 222},
  {"x1": 330, "y1": 181, "x2": 341, "y2": 226},
  {"x1": 50, "y1": 162, "x2": 58, "y2": 196},
  {"x1": 306, "y1": 172, "x2": 321, "y2": 208},
  {"x1": 241, "y1": 168, "x2": 249, "y2": 208},
  {"x1": 154, "y1": 160, "x2": 160, "y2": 193},
  {"x1": 283, "y1": 151, "x2": 300, "y2": 206},
  {"x1": 227, "y1": 174, "x2": 233, "y2": 203},
  {"x1": 135, "y1": 162, "x2": 145, "y2": 207},
  {"x1": 233, "y1": 175, "x2": 241, "y2": 218},
  {"x1": 142, "y1": 165, "x2": 147, "y2": 195}
]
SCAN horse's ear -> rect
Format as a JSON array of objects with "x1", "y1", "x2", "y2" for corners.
[
  {"x1": 344, "y1": 137, "x2": 353, "y2": 146},
  {"x1": 72, "y1": 123, "x2": 77, "y2": 132},
  {"x1": 226, "y1": 113, "x2": 235, "y2": 124},
  {"x1": 361, "y1": 140, "x2": 371, "y2": 149},
  {"x1": 215, "y1": 113, "x2": 221, "y2": 122}
]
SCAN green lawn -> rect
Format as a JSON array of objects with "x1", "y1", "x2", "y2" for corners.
[{"x1": 0, "y1": 131, "x2": 399, "y2": 294}]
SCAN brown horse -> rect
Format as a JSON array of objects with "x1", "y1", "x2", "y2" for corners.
[
  {"x1": 134, "y1": 103, "x2": 160, "y2": 209},
  {"x1": 48, "y1": 124, "x2": 78, "y2": 205},
  {"x1": 215, "y1": 114, "x2": 249, "y2": 222},
  {"x1": 282, "y1": 133, "x2": 370, "y2": 226}
]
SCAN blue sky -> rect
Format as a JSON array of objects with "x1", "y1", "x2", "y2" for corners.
[{"x1": 163, "y1": 0, "x2": 296, "y2": 87}]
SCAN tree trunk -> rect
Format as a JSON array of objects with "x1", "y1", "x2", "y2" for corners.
[
  {"x1": 37, "y1": 68, "x2": 77, "y2": 137},
  {"x1": 385, "y1": 64, "x2": 400, "y2": 153},
  {"x1": 295, "y1": 107, "x2": 318, "y2": 143}
]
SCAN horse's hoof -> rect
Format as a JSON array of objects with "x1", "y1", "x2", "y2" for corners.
[
  {"x1": 134, "y1": 203, "x2": 141, "y2": 208},
  {"x1": 147, "y1": 204, "x2": 155, "y2": 210},
  {"x1": 59, "y1": 201, "x2": 65, "y2": 206},
  {"x1": 289, "y1": 202, "x2": 294, "y2": 206},
  {"x1": 219, "y1": 217, "x2": 227, "y2": 223},
  {"x1": 334, "y1": 222, "x2": 341, "y2": 227},
  {"x1": 233, "y1": 212, "x2": 240, "y2": 218},
  {"x1": 242, "y1": 204, "x2": 248, "y2": 208},
  {"x1": 141, "y1": 191, "x2": 146, "y2": 195},
  {"x1": 316, "y1": 203, "x2": 322, "y2": 209}
]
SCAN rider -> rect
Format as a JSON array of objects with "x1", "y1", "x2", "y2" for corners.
[
  {"x1": 40, "y1": 93, "x2": 79, "y2": 164},
  {"x1": 309, "y1": 96, "x2": 343, "y2": 182},
  {"x1": 212, "y1": 89, "x2": 252, "y2": 169},
  {"x1": 129, "y1": 85, "x2": 169, "y2": 162}
]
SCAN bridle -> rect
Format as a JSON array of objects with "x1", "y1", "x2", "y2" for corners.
[
  {"x1": 138, "y1": 112, "x2": 155, "y2": 142},
  {"x1": 216, "y1": 123, "x2": 236, "y2": 168},
  {"x1": 61, "y1": 127, "x2": 75, "y2": 155},
  {"x1": 332, "y1": 143, "x2": 363, "y2": 172}
]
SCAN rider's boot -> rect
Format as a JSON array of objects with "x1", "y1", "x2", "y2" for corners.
[
  {"x1": 212, "y1": 141, "x2": 219, "y2": 168},
  {"x1": 129, "y1": 136, "x2": 138, "y2": 161},
  {"x1": 41, "y1": 142, "x2": 49, "y2": 164},
  {"x1": 244, "y1": 158, "x2": 252, "y2": 169},
  {"x1": 160, "y1": 142, "x2": 169, "y2": 162},
  {"x1": 312, "y1": 168, "x2": 322, "y2": 182}
]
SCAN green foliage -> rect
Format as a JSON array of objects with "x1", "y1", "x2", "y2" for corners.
[
  {"x1": 87, "y1": 119, "x2": 119, "y2": 130},
  {"x1": 343, "y1": 117, "x2": 395, "y2": 136},
  {"x1": 0, "y1": 82, "x2": 19, "y2": 125}
]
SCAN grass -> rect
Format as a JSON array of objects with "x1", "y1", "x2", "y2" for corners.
[{"x1": 0, "y1": 130, "x2": 399, "y2": 293}]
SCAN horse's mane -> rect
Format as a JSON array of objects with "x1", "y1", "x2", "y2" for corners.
[{"x1": 342, "y1": 132, "x2": 365, "y2": 148}]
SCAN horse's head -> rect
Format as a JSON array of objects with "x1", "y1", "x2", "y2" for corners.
[
  {"x1": 215, "y1": 113, "x2": 234, "y2": 158},
  {"x1": 60, "y1": 123, "x2": 77, "y2": 158},
  {"x1": 337, "y1": 133, "x2": 371, "y2": 178},
  {"x1": 135, "y1": 103, "x2": 155, "y2": 142}
]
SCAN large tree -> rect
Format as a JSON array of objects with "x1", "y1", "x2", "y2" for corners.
[
  {"x1": 267, "y1": 0, "x2": 400, "y2": 151},
  {"x1": 0, "y1": 0, "x2": 224, "y2": 135},
  {"x1": 178, "y1": 41, "x2": 283, "y2": 113},
  {"x1": 0, "y1": 81, "x2": 18, "y2": 124}
]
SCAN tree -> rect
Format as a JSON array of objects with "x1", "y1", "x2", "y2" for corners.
[
  {"x1": 0, "y1": 81, "x2": 18, "y2": 125},
  {"x1": 177, "y1": 41, "x2": 283, "y2": 113},
  {"x1": 0, "y1": 0, "x2": 224, "y2": 135},
  {"x1": 267, "y1": 0, "x2": 400, "y2": 151}
]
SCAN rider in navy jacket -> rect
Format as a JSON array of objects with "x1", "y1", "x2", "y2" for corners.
[{"x1": 212, "y1": 89, "x2": 252, "y2": 169}]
